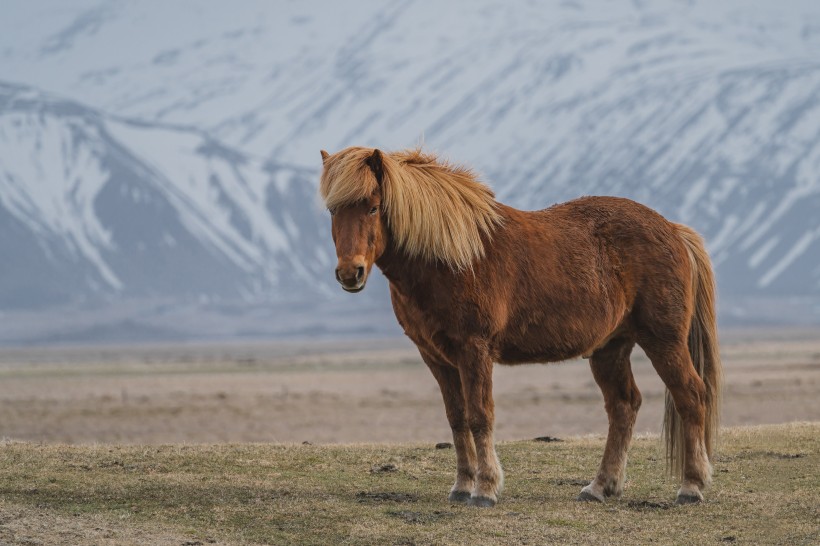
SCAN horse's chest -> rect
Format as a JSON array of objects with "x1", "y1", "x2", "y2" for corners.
[{"x1": 390, "y1": 285, "x2": 484, "y2": 343}]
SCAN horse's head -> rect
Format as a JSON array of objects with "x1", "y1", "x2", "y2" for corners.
[{"x1": 320, "y1": 148, "x2": 389, "y2": 293}]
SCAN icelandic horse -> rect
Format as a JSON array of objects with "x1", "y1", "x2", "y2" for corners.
[{"x1": 319, "y1": 146, "x2": 721, "y2": 507}]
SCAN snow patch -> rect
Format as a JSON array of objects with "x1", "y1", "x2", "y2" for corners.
[{"x1": 758, "y1": 228, "x2": 820, "y2": 287}]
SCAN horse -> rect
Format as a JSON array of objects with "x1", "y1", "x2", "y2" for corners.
[{"x1": 319, "y1": 146, "x2": 721, "y2": 507}]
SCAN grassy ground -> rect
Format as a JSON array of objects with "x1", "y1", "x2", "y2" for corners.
[{"x1": 0, "y1": 423, "x2": 817, "y2": 545}]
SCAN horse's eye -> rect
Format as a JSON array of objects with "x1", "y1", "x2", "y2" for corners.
[
  {"x1": 329, "y1": 209, "x2": 336, "y2": 217},
  {"x1": 369, "y1": 206, "x2": 378, "y2": 215}
]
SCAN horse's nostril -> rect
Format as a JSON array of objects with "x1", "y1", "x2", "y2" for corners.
[
  {"x1": 355, "y1": 266, "x2": 365, "y2": 282},
  {"x1": 335, "y1": 268, "x2": 342, "y2": 283}
]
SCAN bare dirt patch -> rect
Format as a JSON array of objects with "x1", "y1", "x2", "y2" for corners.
[
  {"x1": 0, "y1": 331, "x2": 818, "y2": 445},
  {"x1": 0, "y1": 499, "x2": 204, "y2": 546}
]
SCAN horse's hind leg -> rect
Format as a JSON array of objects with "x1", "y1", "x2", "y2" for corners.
[
  {"x1": 579, "y1": 338, "x2": 641, "y2": 502},
  {"x1": 641, "y1": 338, "x2": 711, "y2": 504},
  {"x1": 421, "y1": 350, "x2": 477, "y2": 502}
]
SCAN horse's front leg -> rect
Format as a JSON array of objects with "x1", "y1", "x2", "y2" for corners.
[
  {"x1": 421, "y1": 351, "x2": 477, "y2": 502},
  {"x1": 457, "y1": 343, "x2": 503, "y2": 507}
]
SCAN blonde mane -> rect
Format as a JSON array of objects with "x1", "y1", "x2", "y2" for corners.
[{"x1": 320, "y1": 147, "x2": 502, "y2": 270}]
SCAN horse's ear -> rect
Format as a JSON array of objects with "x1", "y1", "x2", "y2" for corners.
[
  {"x1": 320, "y1": 150, "x2": 330, "y2": 163},
  {"x1": 366, "y1": 149, "x2": 384, "y2": 184}
]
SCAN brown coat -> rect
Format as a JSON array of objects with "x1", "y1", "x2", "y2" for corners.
[{"x1": 321, "y1": 146, "x2": 721, "y2": 507}]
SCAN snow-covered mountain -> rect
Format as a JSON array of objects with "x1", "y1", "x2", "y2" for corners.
[
  {"x1": 0, "y1": 82, "x2": 333, "y2": 306},
  {"x1": 1, "y1": 0, "x2": 819, "y2": 341}
]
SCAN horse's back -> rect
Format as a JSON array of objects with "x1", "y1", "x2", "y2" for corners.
[
  {"x1": 535, "y1": 196, "x2": 689, "y2": 288},
  {"x1": 538, "y1": 195, "x2": 675, "y2": 238},
  {"x1": 551, "y1": 197, "x2": 696, "y2": 339},
  {"x1": 493, "y1": 196, "x2": 693, "y2": 362}
]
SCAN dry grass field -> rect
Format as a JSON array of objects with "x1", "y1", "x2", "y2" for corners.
[
  {"x1": 0, "y1": 330, "x2": 818, "y2": 544},
  {"x1": 0, "y1": 424, "x2": 817, "y2": 545}
]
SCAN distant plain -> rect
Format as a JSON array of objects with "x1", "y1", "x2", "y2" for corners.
[{"x1": 1, "y1": 328, "x2": 817, "y2": 445}]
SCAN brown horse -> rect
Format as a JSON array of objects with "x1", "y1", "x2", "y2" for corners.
[{"x1": 319, "y1": 146, "x2": 721, "y2": 507}]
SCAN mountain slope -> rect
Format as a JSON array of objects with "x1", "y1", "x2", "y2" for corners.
[
  {"x1": 1, "y1": 0, "x2": 819, "y2": 339},
  {"x1": 0, "y1": 82, "x2": 333, "y2": 309}
]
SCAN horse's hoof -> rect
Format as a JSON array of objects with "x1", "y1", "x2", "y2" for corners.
[
  {"x1": 467, "y1": 495, "x2": 497, "y2": 508},
  {"x1": 577, "y1": 490, "x2": 605, "y2": 503},
  {"x1": 578, "y1": 482, "x2": 604, "y2": 502},
  {"x1": 675, "y1": 493, "x2": 702, "y2": 505},
  {"x1": 448, "y1": 490, "x2": 471, "y2": 503}
]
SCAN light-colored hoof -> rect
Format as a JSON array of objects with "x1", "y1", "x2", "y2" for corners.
[
  {"x1": 448, "y1": 490, "x2": 471, "y2": 503},
  {"x1": 467, "y1": 495, "x2": 497, "y2": 508},
  {"x1": 675, "y1": 492, "x2": 703, "y2": 505},
  {"x1": 577, "y1": 484, "x2": 605, "y2": 503},
  {"x1": 676, "y1": 485, "x2": 704, "y2": 505}
]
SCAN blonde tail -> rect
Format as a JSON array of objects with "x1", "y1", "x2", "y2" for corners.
[{"x1": 665, "y1": 225, "x2": 722, "y2": 478}]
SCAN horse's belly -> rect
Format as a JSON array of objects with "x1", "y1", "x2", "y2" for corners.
[
  {"x1": 496, "y1": 344, "x2": 581, "y2": 364},
  {"x1": 494, "y1": 314, "x2": 616, "y2": 364}
]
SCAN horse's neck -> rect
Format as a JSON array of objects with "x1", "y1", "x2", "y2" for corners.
[
  {"x1": 375, "y1": 216, "x2": 504, "y2": 297},
  {"x1": 375, "y1": 245, "x2": 415, "y2": 288},
  {"x1": 375, "y1": 243, "x2": 444, "y2": 297}
]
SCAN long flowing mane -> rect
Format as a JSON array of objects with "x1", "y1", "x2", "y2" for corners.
[{"x1": 320, "y1": 147, "x2": 502, "y2": 270}]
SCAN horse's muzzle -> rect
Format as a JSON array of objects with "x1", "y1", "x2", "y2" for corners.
[{"x1": 335, "y1": 264, "x2": 366, "y2": 292}]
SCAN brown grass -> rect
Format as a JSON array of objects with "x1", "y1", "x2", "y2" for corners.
[{"x1": 0, "y1": 423, "x2": 817, "y2": 545}]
